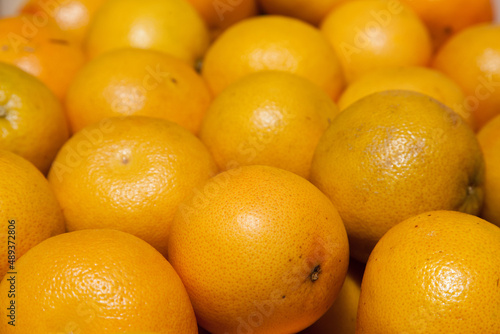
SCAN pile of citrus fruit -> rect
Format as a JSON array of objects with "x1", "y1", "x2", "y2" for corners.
[{"x1": 0, "y1": 0, "x2": 499, "y2": 333}]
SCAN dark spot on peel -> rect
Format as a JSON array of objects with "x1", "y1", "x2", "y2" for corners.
[
  {"x1": 171, "y1": 78, "x2": 178, "y2": 84},
  {"x1": 310, "y1": 265, "x2": 321, "y2": 282},
  {"x1": 49, "y1": 38, "x2": 69, "y2": 45},
  {"x1": 282, "y1": 295, "x2": 286, "y2": 299}
]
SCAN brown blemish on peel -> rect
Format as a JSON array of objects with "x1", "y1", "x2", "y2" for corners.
[{"x1": 310, "y1": 265, "x2": 321, "y2": 282}]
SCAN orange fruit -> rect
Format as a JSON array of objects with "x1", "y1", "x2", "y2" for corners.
[
  {"x1": 21, "y1": 0, "x2": 107, "y2": 44},
  {"x1": 299, "y1": 260, "x2": 364, "y2": 334},
  {"x1": 48, "y1": 116, "x2": 217, "y2": 257},
  {"x1": 168, "y1": 165, "x2": 349, "y2": 334},
  {"x1": 201, "y1": 15, "x2": 345, "y2": 99},
  {"x1": 85, "y1": 0, "x2": 210, "y2": 66},
  {"x1": 187, "y1": 0, "x2": 258, "y2": 37},
  {"x1": 320, "y1": 0, "x2": 432, "y2": 83},
  {"x1": 337, "y1": 66, "x2": 472, "y2": 127},
  {"x1": 0, "y1": 150, "x2": 65, "y2": 280},
  {"x1": 433, "y1": 24, "x2": 500, "y2": 130},
  {"x1": 310, "y1": 90, "x2": 485, "y2": 262},
  {"x1": 399, "y1": 0, "x2": 493, "y2": 49},
  {"x1": 356, "y1": 210, "x2": 500, "y2": 333},
  {"x1": 0, "y1": 15, "x2": 85, "y2": 100},
  {"x1": 0, "y1": 62, "x2": 69, "y2": 174},
  {"x1": 65, "y1": 48, "x2": 212, "y2": 134},
  {"x1": 0, "y1": 229, "x2": 198, "y2": 333},
  {"x1": 477, "y1": 114, "x2": 500, "y2": 228},
  {"x1": 199, "y1": 71, "x2": 339, "y2": 178},
  {"x1": 259, "y1": 0, "x2": 348, "y2": 25}
]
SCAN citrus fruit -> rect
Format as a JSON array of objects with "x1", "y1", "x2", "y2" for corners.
[
  {"x1": 0, "y1": 62, "x2": 69, "y2": 174},
  {"x1": 85, "y1": 0, "x2": 209, "y2": 66},
  {"x1": 48, "y1": 116, "x2": 217, "y2": 257},
  {"x1": 258, "y1": 0, "x2": 348, "y2": 25},
  {"x1": 21, "y1": 0, "x2": 107, "y2": 44},
  {"x1": 0, "y1": 15, "x2": 86, "y2": 100},
  {"x1": 432, "y1": 24, "x2": 500, "y2": 130},
  {"x1": 356, "y1": 210, "x2": 500, "y2": 334},
  {"x1": 0, "y1": 229, "x2": 198, "y2": 333},
  {"x1": 477, "y1": 114, "x2": 500, "y2": 228},
  {"x1": 399, "y1": 0, "x2": 493, "y2": 49},
  {"x1": 199, "y1": 71, "x2": 339, "y2": 178},
  {"x1": 310, "y1": 90, "x2": 485, "y2": 262},
  {"x1": 299, "y1": 260, "x2": 364, "y2": 334},
  {"x1": 65, "y1": 48, "x2": 212, "y2": 134},
  {"x1": 320, "y1": 0, "x2": 432, "y2": 83},
  {"x1": 187, "y1": 0, "x2": 257, "y2": 37},
  {"x1": 167, "y1": 165, "x2": 349, "y2": 334},
  {"x1": 201, "y1": 15, "x2": 345, "y2": 99},
  {"x1": 0, "y1": 150, "x2": 65, "y2": 280},
  {"x1": 337, "y1": 66, "x2": 472, "y2": 127}
]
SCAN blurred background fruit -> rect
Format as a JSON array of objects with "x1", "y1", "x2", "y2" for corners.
[
  {"x1": 0, "y1": 15, "x2": 85, "y2": 100},
  {"x1": 0, "y1": 229, "x2": 198, "y2": 333},
  {"x1": 21, "y1": 0, "x2": 107, "y2": 44},
  {"x1": 202, "y1": 15, "x2": 345, "y2": 99},
  {"x1": 258, "y1": 0, "x2": 348, "y2": 25},
  {"x1": 199, "y1": 71, "x2": 339, "y2": 178},
  {"x1": 65, "y1": 48, "x2": 212, "y2": 134},
  {"x1": 48, "y1": 116, "x2": 217, "y2": 257},
  {"x1": 310, "y1": 90, "x2": 484, "y2": 262},
  {"x1": 477, "y1": 114, "x2": 500, "y2": 228},
  {"x1": 399, "y1": 0, "x2": 493, "y2": 50},
  {"x1": 0, "y1": 62, "x2": 68, "y2": 173},
  {"x1": 168, "y1": 165, "x2": 349, "y2": 334},
  {"x1": 337, "y1": 66, "x2": 473, "y2": 128},
  {"x1": 320, "y1": 0, "x2": 432, "y2": 83},
  {"x1": 433, "y1": 24, "x2": 500, "y2": 130},
  {"x1": 187, "y1": 0, "x2": 258, "y2": 38},
  {"x1": 0, "y1": 150, "x2": 65, "y2": 280},
  {"x1": 85, "y1": 0, "x2": 209, "y2": 66},
  {"x1": 357, "y1": 211, "x2": 500, "y2": 333}
]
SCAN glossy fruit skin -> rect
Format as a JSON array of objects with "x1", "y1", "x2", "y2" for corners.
[
  {"x1": 21, "y1": 0, "x2": 107, "y2": 44},
  {"x1": 66, "y1": 48, "x2": 212, "y2": 134},
  {"x1": 433, "y1": 24, "x2": 500, "y2": 130},
  {"x1": 399, "y1": 0, "x2": 493, "y2": 49},
  {"x1": 477, "y1": 115, "x2": 500, "y2": 228},
  {"x1": 320, "y1": 0, "x2": 432, "y2": 83},
  {"x1": 337, "y1": 66, "x2": 473, "y2": 128},
  {"x1": 258, "y1": 0, "x2": 348, "y2": 25},
  {"x1": 85, "y1": 0, "x2": 210, "y2": 66},
  {"x1": 168, "y1": 165, "x2": 349, "y2": 334},
  {"x1": 202, "y1": 15, "x2": 345, "y2": 99},
  {"x1": 310, "y1": 90, "x2": 485, "y2": 262},
  {"x1": 0, "y1": 15, "x2": 86, "y2": 100},
  {"x1": 0, "y1": 150, "x2": 65, "y2": 280},
  {"x1": 48, "y1": 116, "x2": 217, "y2": 257},
  {"x1": 356, "y1": 210, "x2": 500, "y2": 334},
  {"x1": 0, "y1": 62, "x2": 69, "y2": 174},
  {"x1": 199, "y1": 71, "x2": 339, "y2": 178},
  {"x1": 0, "y1": 229, "x2": 198, "y2": 333}
]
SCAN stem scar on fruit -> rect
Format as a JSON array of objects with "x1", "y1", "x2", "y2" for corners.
[{"x1": 309, "y1": 265, "x2": 321, "y2": 282}]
